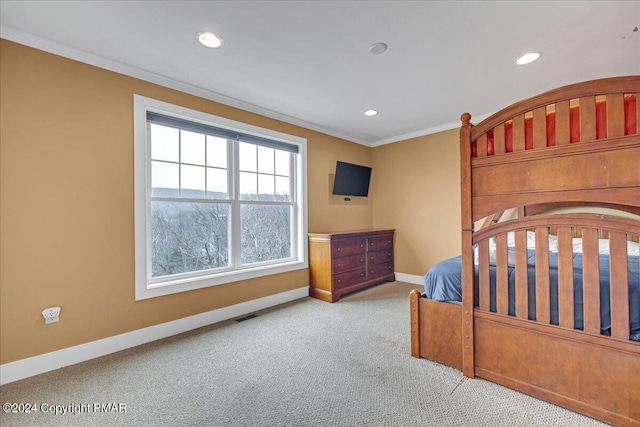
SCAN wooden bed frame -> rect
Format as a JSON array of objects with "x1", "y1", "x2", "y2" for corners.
[{"x1": 410, "y1": 76, "x2": 640, "y2": 426}]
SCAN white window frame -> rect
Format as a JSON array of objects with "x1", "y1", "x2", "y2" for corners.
[{"x1": 134, "y1": 95, "x2": 308, "y2": 300}]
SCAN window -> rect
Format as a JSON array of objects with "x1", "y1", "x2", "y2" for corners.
[{"x1": 134, "y1": 95, "x2": 307, "y2": 300}]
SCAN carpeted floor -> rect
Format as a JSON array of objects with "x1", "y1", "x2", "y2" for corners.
[{"x1": 0, "y1": 282, "x2": 607, "y2": 426}]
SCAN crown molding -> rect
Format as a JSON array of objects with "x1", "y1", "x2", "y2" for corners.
[
  {"x1": 0, "y1": 26, "x2": 371, "y2": 147},
  {"x1": 1, "y1": 26, "x2": 493, "y2": 148},
  {"x1": 370, "y1": 113, "x2": 493, "y2": 147}
]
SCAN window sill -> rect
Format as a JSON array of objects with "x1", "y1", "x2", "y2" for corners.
[{"x1": 135, "y1": 259, "x2": 308, "y2": 300}]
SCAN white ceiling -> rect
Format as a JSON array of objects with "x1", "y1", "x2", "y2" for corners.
[{"x1": 1, "y1": 1, "x2": 639, "y2": 146}]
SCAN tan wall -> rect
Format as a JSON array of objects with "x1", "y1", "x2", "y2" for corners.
[
  {"x1": 371, "y1": 129, "x2": 461, "y2": 276},
  {"x1": 307, "y1": 134, "x2": 372, "y2": 233},
  {"x1": 0, "y1": 40, "x2": 372, "y2": 364}
]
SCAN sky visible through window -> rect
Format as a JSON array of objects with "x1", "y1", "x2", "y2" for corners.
[{"x1": 150, "y1": 124, "x2": 290, "y2": 201}]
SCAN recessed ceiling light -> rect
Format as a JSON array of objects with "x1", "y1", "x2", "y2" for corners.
[
  {"x1": 364, "y1": 110, "x2": 378, "y2": 116},
  {"x1": 198, "y1": 32, "x2": 224, "y2": 48},
  {"x1": 516, "y1": 52, "x2": 541, "y2": 65},
  {"x1": 369, "y1": 42, "x2": 388, "y2": 55}
]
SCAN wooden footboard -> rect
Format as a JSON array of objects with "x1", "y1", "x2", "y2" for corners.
[
  {"x1": 474, "y1": 312, "x2": 640, "y2": 426},
  {"x1": 411, "y1": 289, "x2": 640, "y2": 425},
  {"x1": 410, "y1": 290, "x2": 462, "y2": 370}
]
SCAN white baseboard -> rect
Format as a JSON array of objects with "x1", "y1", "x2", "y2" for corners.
[
  {"x1": 0, "y1": 286, "x2": 309, "y2": 385},
  {"x1": 394, "y1": 272, "x2": 423, "y2": 286}
]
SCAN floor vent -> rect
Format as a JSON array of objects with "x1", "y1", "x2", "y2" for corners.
[{"x1": 235, "y1": 314, "x2": 258, "y2": 322}]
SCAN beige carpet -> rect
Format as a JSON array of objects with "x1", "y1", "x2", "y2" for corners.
[{"x1": 0, "y1": 282, "x2": 607, "y2": 426}]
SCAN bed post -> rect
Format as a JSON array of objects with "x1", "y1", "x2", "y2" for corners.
[
  {"x1": 410, "y1": 290, "x2": 421, "y2": 357},
  {"x1": 460, "y1": 113, "x2": 475, "y2": 378}
]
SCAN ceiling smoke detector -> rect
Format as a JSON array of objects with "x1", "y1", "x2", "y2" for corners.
[{"x1": 369, "y1": 42, "x2": 388, "y2": 55}]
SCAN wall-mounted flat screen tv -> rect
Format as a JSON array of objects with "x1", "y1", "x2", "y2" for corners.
[{"x1": 332, "y1": 161, "x2": 372, "y2": 197}]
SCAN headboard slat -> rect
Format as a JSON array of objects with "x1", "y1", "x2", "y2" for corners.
[
  {"x1": 532, "y1": 107, "x2": 547, "y2": 149},
  {"x1": 606, "y1": 93, "x2": 625, "y2": 138},
  {"x1": 555, "y1": 100, "x2": 571, "y2": 145},
  {"x1": 512, "y1": 115, "x2": 525, "y2": 152},
  {"x1": 494, "y1": 123, "x2": 505, "y2": 154},
  {"x1": 637, "y1": 92, "x2": 640, "y2": 134},
  {"x1": 477, "y1": 133, "x2": 487, "y2": 157},
  {"x1": 579, "y1": 96, "x2": 596, "y2": 141}
]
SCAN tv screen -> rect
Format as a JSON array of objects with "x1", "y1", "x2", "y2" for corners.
[{"x1": 332, "y1": 161, "x2": 372, "y2": 197}]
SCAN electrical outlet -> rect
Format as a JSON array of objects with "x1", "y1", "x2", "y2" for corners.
[{"x1": 42, "y1": 307, "x2": 61, "y2": 324}]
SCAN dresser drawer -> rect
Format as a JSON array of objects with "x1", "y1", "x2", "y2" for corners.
[
  {"x1": 332, "y1": 253, "x2": 365, "y2": 274},
  {"x1": 367, "y1": 262, "x2": 394, "y2": 279},
  {"x1": 332, "y1": 238, "x2": 367, "y2": 258},
  {"x1": 368, "y1": 235, "x2": 393, "y2": 251},
  {"x1": 334, "y1": 268, "x2": 366, "y2": 290},
  {"x1": 368, "y1": 249, "x2": 393, "y2": 265}
]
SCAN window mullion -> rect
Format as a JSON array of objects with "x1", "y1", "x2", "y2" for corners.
[
  {"x1": 230, "y1": 138, "x2": 241, "y2": 268},
  {"x1": 178, "y1": 130, "x2": 182, "y2": 197},
  {"x1": 204, "y1": 134, "x2": 208, "y2": 196}
]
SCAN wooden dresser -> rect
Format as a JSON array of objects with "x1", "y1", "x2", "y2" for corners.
[{"x1": 308, "y1": 229, "x2": 395, "y2": 302}]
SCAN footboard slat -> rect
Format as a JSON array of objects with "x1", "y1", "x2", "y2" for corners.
[
  {"x1": 557, "y1": 227, "x2": 574, "y2": 328},
  {"x1": 495, "y1": 234, "x2": 508, "y2": 315},
  {"x1": 581, "y1": 228, "x2": 601, "y2": 335},
  {"x1": 478, "y1": 239, "x2": 490, "y2": 311},
  {"x1": 609, "y1": 232, "x2": 630, "y2": 340},
  {"x1": 514, "y1": 230, "x2": 528, "y2": 319},
  {"x1": 534, "y1": 227, "x2": 551, "y2": 323}
]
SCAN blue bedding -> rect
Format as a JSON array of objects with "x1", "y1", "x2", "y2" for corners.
[{"x1": 423, "y1": 251, "x2": 640, "y2": 342}]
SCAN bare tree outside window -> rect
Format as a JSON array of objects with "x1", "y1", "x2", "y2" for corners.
[
  {"x1": 240, "y1": 204, "x2": 291, "y2": 264},
  {"x1": 151, "y1": 201, "x2": 229, "y2": 276}
]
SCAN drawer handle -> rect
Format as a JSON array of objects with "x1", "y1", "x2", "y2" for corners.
[
  {"x1": 388, "y1": 265, "x2": 392, "y2": 270},
  {"x1": 360, "y1": 272, "x2": 364, "y2": 277},
  {"x1": 337, "y1": 263, "x2": 341, "y2": 267},
  {"x1": 360, "y1": 244, "x2": 364, "y2": 248},
  {"x1": 337, "y1": 247, "x2": 341, "y2": 251},
  {"x1": 360, "y1": 259, "x2": 364, "y2": 263},
  {"x1": 337, "y1": 279, "x2": 341, "y2": 284}
]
